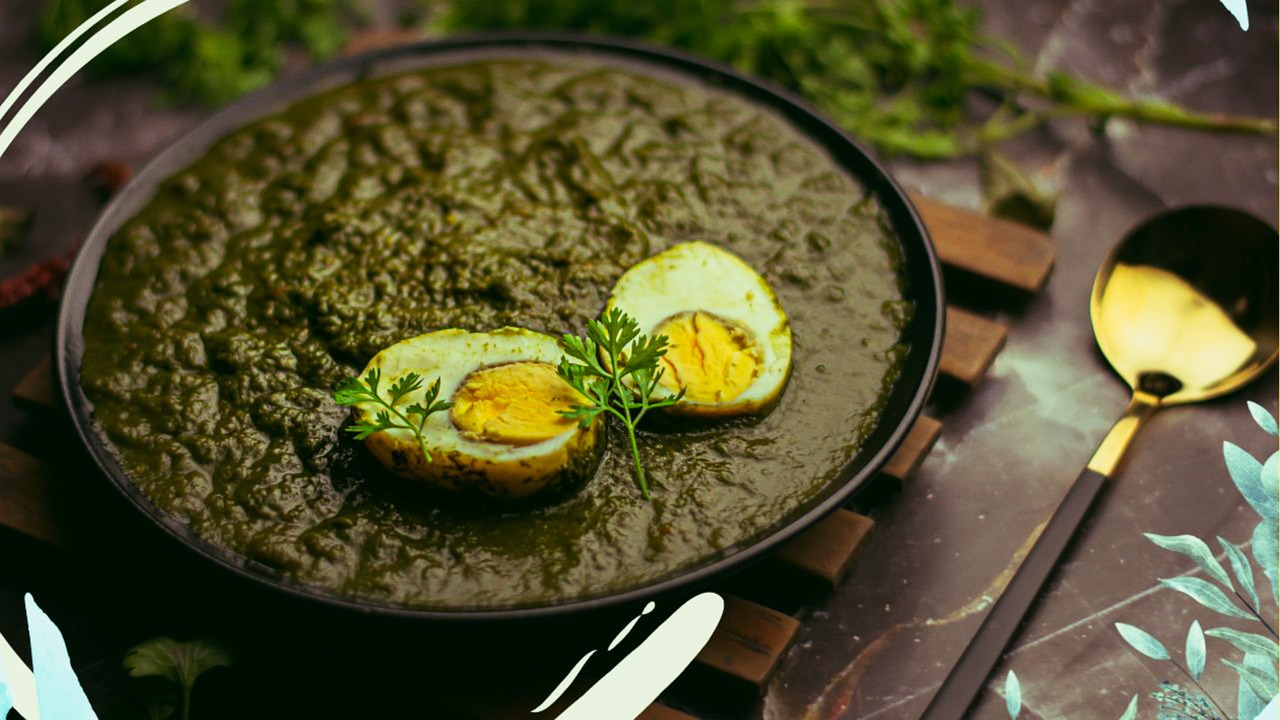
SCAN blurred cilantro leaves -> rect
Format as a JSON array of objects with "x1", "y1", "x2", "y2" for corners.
[
  {"x1": 434, "y1": 0, "x2": 1275, "y2": 158},
  {"x1": 36, "y1": 0, "x2": 367, "y2": 106},
  {"x1": 35, "y1": 0, "x2": 1276, "y2": 158},
  {"x1": 124, "y1": 636, "x2": 231, "y2": 720}
]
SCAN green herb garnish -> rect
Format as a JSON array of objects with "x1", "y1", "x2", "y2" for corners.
[
  {"x1": 37, "y1": 1, "x2": 1275, "y2": 156},
  {"x1": 557, "y1": 308, "x2": 685, "y2": 500},
  {"x1": 37, "y1": 0, "x2": 368, "y2": 106},
  {"x1": 124, "y1": 636, "x2": 231, "y2": 720},
  {"x1": 433, "y1": 0, "x2": 1275, "y2": 158},
  {"x1": 333, "y1": 368, "x2": 453, "y2": 462}
]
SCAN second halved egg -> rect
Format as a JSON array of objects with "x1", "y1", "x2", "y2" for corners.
[{"x1": 605, "y1": 241, "x2": 793, "y2": 418}]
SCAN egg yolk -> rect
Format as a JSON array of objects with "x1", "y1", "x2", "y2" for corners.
[
  {"x1": 655, "y1": 312, "x2": 763, "y2": 403},
  {"x1": 450, "y1": 361, "x2": 582, "y2": 446}
]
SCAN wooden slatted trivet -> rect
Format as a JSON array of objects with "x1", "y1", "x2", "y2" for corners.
[{"x1": 1, "y1": 195, "x2": 1050, "y2": 719}]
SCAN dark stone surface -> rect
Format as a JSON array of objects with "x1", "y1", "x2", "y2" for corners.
[
  {"x1": 766, "y1": 2, "x2": 1278, "y2": 719},
  {"x1": 0, "y1": 1, "x2": 1275, "y2": 718}
]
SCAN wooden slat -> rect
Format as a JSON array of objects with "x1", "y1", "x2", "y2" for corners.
[
  {"x1": 941, "y1": 307, "x2": 1008, "y2": 386},
  {"x1": 0, "y1": 442, "x2": 75, "y2": 550},
  {"x1": 768, "y1": 416, "x2": 939, "y2": 585},
  {"x1": 773, "y1": 509, "x2": 874, "y2": 587},
  {"x1": 12, "y1": 356, "x2": 55, "y2": 411},
  {"x1": 638, "y1": 704, "x2": 699, "y2": 720},
  {"x1": 693, "y1": 595, "x2": 799, "y2": 689},
  {"x1": 911, "y1": 191, "x2": 1055, "y2": 293},
  {"x1": 882, "y1": 415, "x2": 943, "y2": 482}
]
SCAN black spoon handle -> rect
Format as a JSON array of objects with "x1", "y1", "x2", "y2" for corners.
[{"x1": 918, "y1": 468, "x2": 1108, "y2": 720}]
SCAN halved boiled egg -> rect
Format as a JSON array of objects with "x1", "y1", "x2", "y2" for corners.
[
  {"x1": 351, "y1": 328, "x2": 603, "y2": 499},
  {"x1": 605, "y1": 241, "x2": 792, "y2": 418}
]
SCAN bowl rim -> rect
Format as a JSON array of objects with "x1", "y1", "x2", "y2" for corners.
[{"x1": 56, "y1": 30, "x2": 945, "y2": 622}]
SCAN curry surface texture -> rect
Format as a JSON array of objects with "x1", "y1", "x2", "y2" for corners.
[{"x1": 80, "y1": 59, "x2": 911, "y2": 610}]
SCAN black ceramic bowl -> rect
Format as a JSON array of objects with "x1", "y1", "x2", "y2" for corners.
[{"x1": 56, "y1": 33, "x2": 944, "y2": 622}]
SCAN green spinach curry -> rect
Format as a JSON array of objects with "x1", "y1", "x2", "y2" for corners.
[{"x1": 80, "y1": 59, "x2": 911, "y2": 610}]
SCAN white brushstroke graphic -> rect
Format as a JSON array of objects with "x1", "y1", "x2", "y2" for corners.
[
  {"x1": 608, "y1": 601, "x2": 655, "y2": 652},
  {"x1": 554, "y1": 593, "x2": 723, "y2": 720},
  {"x1": 0, "y1": 623, "x2": 38, "y2": 720},
  {"x1": 0, "y1": 0, "x2": 131, "y2": 127},
  {"x1": 533, "y1": 599, "x2": 658, "y2": 713},
  {"x1": 0, "y1": 0, "x2": 190, "y2": 162},
  {"x1": 532, "y1": 650, "x2": 597, "y2": 713}
]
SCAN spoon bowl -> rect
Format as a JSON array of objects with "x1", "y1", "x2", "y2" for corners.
[{"x1": 1092, "y1": 206, "x2": 1279, "y2": 405}]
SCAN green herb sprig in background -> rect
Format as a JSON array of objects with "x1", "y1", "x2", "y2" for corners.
[
  {"x1": 34, "y1": 0, "x2": 1277, "y2": 158},
  {"x1": 37, "y1": 0, "x2": 367, "y2": 106},
  {"x1": 557, "y1": 307, "x2": 685, "y2": 499},
  {"x1": 433, "y1": 0, "x2": 1276, "y2": 158},
  {"x1": 124, "y1": 636, "x2": 231, "y2": 720},
  {"x1": 334, "y1": 368, "x2": 453, "y2": 462}
]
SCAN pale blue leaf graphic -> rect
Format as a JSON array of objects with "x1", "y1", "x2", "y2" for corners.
[
  {"x1": 1226, "y1": 659, "x2": 1278, "y2": 703},
  {"x1": 1226, "y1": 442, "x2": 1275, "y2": 524},
  {"x1": 1261, "y1": 657, "x2": 1280, "y2": 687},
  {"x1": 1159, "y1": 576, "x2": 1255, "y2": 620},
  {"x1": 1240, "y1": 652, "x2": 1267, "y2": 720},
  {"x1": 1146, "y1": 533, "x2": 1234, "y2": 589},
  {"x1": 1206, "y1": 627, "x2": 1280, "y2": 659},
  {"x1": 1252, "y1": 520, "x2": 1279, "y2": 604},
  {"x1": 1216, "y1": 0, "x2": 1250, "y2": 30},
  {"x1": 1263, "y1": 451, "x2": 1280, "y2": 507},
  {"x1": 1116, "y1": 623, "x2": 1170, "y2": 660},
  {"x1": 25, "y1": 594, "x2": 98, "y2": 720},
  {"x1": 1005, "y1": 670, "x2": 1021, "y2": 719},
  {"x1": 1219, "y1": 536, "x2": 1261, "y2": 611},
  {"x1": 1254, "y1": 694, "x2": 1280, "y2": 720},
  {"x1": 1251, "y1": 402, "x2": 1280, "y2": 437},
  {"x1": 1186, "y1": 620, "x2": 1206, "y2": 680},
  {"x1": 1117, "y1": 694, "x2": 1138, "y2": 720}
]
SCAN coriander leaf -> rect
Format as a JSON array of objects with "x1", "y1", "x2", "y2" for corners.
[
  {"x1": 437, "y1": 0, "x2": 1273, "y2": 161},
  {"x1": 389, "y1": 372, "x2": 424, "y2": 404},
  {"x1": 980, "y1": 150, "x2": 1056, "y2": 230},
  {"x1": 558, "y1": 308, "x2": 685, "y2": 499},
  {"x1": 124, "y1": 636, "x2": 231, "y2": 720},
  {"x1": 333, "y1": 369, "x2": 452, "y2": 462},
  {"x1": 0, "y1": 206, "x2": 33, "y2": 256},
  {"x1": 37, "y1": 0, "x2": 367, "y2": 107}
]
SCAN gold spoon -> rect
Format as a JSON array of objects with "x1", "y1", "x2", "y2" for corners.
[{"x1": 922, "y1": 206, "x2": 1279, "y2": 720}]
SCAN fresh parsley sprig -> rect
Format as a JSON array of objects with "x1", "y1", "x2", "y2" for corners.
[
  {"x1": 557, "y1": 307, "x2": 685, "y2": 500},
  {"x1": 334, "y1": 368, "x2": 453, "y2": 462}
]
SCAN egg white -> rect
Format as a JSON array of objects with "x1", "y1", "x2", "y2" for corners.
[
  {"x1": 605, "y1": 241, "x2": 793, "y2": 417},
  {"x1": 351, "y1": 328, "x2": 603, "y2": 499}
]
